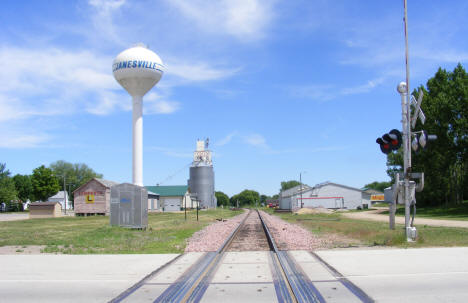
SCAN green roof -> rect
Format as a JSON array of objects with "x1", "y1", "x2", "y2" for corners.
[{"x1": 145, "y1": 185, "x2": 188, "y2": 197}]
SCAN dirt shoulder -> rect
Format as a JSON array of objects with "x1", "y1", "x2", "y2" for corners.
[
  {"x1": 342, "y1": 209, "x2": 468, "y2": 228},
  {"x1": 0, "y1": 213, "x2": 29, "y2": 222}
]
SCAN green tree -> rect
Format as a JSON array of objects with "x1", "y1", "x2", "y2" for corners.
[
  {"x1": 260, "y1": 194, "x2": 268, "y2": 204},
  {"x1": 49, "y1": 160, "x2": 103, "y2": 205},
  {"x1": 230, "y1": 190, "x2": 260, "y2": 207},
  {"x1": 386, "y1": 64, "x2": 467, "y2": 206},
  {"x1": 215, "y1": 191, "x2": 230, "y2": 207},
  {"x1": 0, "y1": 163, "x2": 11, "y2": 179},
  {"x1": 13, "y1": 174, "x2": 33, "y2": 202},
  {"x1": 31, "y1": 165, "x2": 60, "y2": 202},
  {"x1": 0, "y1": 163, "x2": 17, "y2": 204},
  {"x1": 363, "y1": 181, "x2": 391, "y2": 192},
  {"x1": 280, "y1": 180, "x2": 301, "y2": 191}
]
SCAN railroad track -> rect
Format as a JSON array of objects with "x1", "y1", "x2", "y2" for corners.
[{"x1": 109, "y1": 209, "x2": 373, "y2": 303}]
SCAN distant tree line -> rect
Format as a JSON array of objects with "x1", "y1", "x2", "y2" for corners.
[
  {"x1": 215, "y1": 181, "x2": 286, "y2": 208},
  {"x1": 0, "y1": 161, "x2": 102, "y2": 211}
]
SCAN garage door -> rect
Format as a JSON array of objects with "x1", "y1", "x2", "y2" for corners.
[{"x1": 164, "y1": 198, "x2": 180, "y2": 212}]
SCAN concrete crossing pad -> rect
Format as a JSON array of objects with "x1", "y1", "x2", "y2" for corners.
[{"x1": 3, "y1": 247, "x2": 468, "y2": 302}]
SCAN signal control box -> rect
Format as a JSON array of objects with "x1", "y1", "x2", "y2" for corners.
[{"x1": 110, "y1": 183, "x2": 148, "y2": 229}]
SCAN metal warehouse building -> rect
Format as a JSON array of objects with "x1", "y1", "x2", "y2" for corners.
[
  {"x1": 279, "y1": 184, "x2": 311, "y2": 210},
  {"x1": 145, "y1": 185, "x2": 194, "y2": 212},
  {"x1": 280, "y1": 181, "x2": 371, "y2": 210}
]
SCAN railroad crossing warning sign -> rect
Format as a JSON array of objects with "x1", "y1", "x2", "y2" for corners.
[{"x1": 86, "y1": 194, "x2": 95, "y2": 204}]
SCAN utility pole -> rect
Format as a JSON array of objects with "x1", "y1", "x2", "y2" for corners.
[
  {"x1": 67, "y1": 183, "x2": 75, "y2": 210},
  {"x1": 299, "y1": 171, "x2": 306, "y2": 208}
]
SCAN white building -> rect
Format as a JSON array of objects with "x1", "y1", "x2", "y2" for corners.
[
  {"x1": 279, "y1": 184, "x2": 311, "y2": 210},
  {"x1": 281, "y1": 181, "x2": 371, "y2": 210},
  {"x1": 145, "y1": 185, "x2": 196, "y2": 212},
  {"x1": 48, "y1": 191, "x2": 71, "y2": 210}
]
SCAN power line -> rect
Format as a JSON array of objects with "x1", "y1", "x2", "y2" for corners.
[{"x1": 156, "y1": 161, "x2": 192, "y2": 185}]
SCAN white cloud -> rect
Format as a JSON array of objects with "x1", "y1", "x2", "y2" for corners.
[
  {"x1": 216, "y1": 132, "x2": 238, "y2": 146},
  {"x1": 215, "y1": 131, "x2": 269, "y2": 149},
  {"x1": 287, "y1": 76, "x2": 387, "y2": 101},
  {"x1": 287, "y1": 84, "x2": 335, "y2": 101},
  {"x1": 165, "y1": 60, "x2": 241, "y2": 82},
  {"x1": 0, "y1": 46, "x2": 121, "y2": 120},
  {"x1": 341, "y1": 77, "x2": 385, "y2": 95},
  {"x1": 88, "y1": 0, "x2": 126, "y2": 45},
  {"x1": 0, "y1": 122, "x2": 52, "y2": 149},
  {"x1": 147, "y1": 100, "x2": 180, "y2": 115},
  {"x1": 144, "y1": 92, "x2": 180, "y2": 115},
  {"x1": 147, "y1": 146, "x2": 192, "y2": 158},
  {"x1": 88, "y1": 0, "x2": 125, "y2": 11},
  {"x1": 414, "y1": 49, "x2": 468, "y2": 63},
  {"x1": 167, "y1": 0, "x2": 274, "y2": 41},
  {"x1": 243, "y1": 133, "x2": 268, "y2": 148},
  {"x1": 0, "y1": 133, "x2": 50, "y2": 148}
]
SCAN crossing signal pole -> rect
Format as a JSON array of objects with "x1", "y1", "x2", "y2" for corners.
[{"x1": 377, "y1": 0, "x2": 437, "y2": 242}]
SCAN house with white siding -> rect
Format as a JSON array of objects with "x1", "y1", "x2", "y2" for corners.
[{"x1": 48, "y1": 191, "x2": 71, "y2": 210}]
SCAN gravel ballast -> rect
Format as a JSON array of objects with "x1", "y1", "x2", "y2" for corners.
[
  {"x1": 185, "y1": 209, "x2": 351, "y2": 252},
  {"x1": 259, "y1": 210, "x2": 342, "y2": 250},
  {"x1": 185, "y1": 211, "x2": 249, "y2": 252}
]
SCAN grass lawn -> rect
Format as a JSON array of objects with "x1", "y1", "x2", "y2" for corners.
[
  {"x1": 379, "y1": 201, "x2": 468, "y2": 221},
  {"x1": 0, "y1": 209, "x2": 242, "y2": 254},
  {"x1": 268, "y1": 209, "x2": 468, "y2": 248}
]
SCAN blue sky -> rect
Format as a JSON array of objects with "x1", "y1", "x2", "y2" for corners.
[{"x1": 1, "y1": 0, "x2": 467, "y2": 196}]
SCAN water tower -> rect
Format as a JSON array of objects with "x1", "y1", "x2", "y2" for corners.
[
  {"x1": 113, "y1": 44, "x2": 164, "y2": 186},
  {"x1": 188, "y1": 139, "x2": 216, "y2": 208}
]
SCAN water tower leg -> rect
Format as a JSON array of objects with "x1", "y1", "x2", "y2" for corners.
[{"x1": 132, "y1": 95, "x2": 143, "y2": 186}]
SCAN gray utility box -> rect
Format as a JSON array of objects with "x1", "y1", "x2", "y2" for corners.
[{"x1": 110, "y1": 183, "x2": 148, "y2": 229}]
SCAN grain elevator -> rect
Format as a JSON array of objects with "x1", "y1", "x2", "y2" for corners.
[{"x1": 188, "y1": 139, "x2": 216, "y2": 208}]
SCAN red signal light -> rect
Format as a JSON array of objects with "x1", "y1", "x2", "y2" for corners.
[{"x1": 377, "y1": 129, "x2": 402, "y2": 154}]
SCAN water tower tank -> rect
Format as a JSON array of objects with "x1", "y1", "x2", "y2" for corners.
[
  {"x1": 188, "y1": 139, "x2": 216, "y2": 208},
  {"x1": 112, "y1": 44, "x2": 164, "y2": 186}
]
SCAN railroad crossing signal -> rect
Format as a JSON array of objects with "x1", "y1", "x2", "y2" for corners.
[
  {"x1": 411, "y1": 130, "x2": 437, "y2": 152},
  {"x1": 376, "y1": 129, "x2": 402, "y2": 154},
  {"x1": 411, "y1": 90, "x2": 426, "y2": 128}
]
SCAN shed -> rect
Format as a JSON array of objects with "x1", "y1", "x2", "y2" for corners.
[
  {"x1": 73, "y1": 178, "x2": 118, "y2": 216},
  {"x1": 29, "y1": 202, "x2": 62, "y2": 218},
  {"x1": 145, "y1": 185, "x2": 193, "y2": 212}
]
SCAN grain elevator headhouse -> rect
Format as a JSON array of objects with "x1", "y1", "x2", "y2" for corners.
[{"x1": 188, "y1": 139, "x2": 216, "y2": 209}]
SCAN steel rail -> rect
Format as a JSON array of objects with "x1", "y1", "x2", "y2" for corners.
[
  {"x1": 153, "y1": 209, "x2": 252, "y2": 303},
  {"x1": 257, "y1": 209, "x2": 325, "y2": 303},
  {"x1": 108, "y1": 254, "x2": 184, "y2": 303}
]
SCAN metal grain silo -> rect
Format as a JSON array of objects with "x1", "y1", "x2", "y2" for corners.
[{"x1": 188, "y1": 139, "x2": 216, "y2": 208}]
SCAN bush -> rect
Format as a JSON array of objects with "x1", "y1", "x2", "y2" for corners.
[{"x1": 5, "y1": 201, "x2": 24, "y2": 212}]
